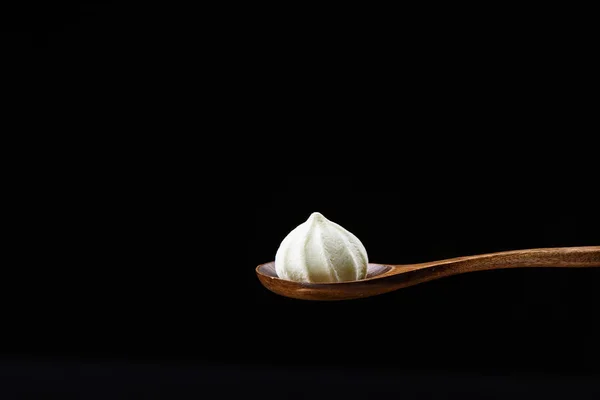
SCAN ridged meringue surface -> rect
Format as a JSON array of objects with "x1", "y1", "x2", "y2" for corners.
[{"x1": 275, "y1": 212, "x2": 368, "y2": 283}]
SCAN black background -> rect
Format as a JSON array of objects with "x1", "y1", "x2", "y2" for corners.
[{"x1": 2, "y1": 3, "x2": 599, "y2": 399}]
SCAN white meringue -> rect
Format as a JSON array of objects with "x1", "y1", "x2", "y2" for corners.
[{"x1": 275, "y1": 212, "x2": 368, "y2": 283}]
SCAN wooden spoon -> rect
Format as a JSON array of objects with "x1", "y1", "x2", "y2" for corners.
[{"x1": 256, "y1": 246, "x2": 600, "y2": 301}]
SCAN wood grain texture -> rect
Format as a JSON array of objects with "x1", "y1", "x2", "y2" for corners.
[{"x1": 256, "y1": 246, "x2": 600, "y2": 301}]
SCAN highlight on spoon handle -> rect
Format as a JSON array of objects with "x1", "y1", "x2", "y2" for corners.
[
  {"x1": 374, "y1": 246, "x2": 600, "y2": 295},
  {"x1": 406, "y1": 246, "x2": 600, "y2": 277}
]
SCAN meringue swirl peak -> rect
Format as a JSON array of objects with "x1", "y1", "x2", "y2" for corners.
[{"x1": 275, "y1": 212, "x2": 368, "y2": 283}]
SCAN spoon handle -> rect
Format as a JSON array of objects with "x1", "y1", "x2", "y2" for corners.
[{"x1": 409, "y1": 246, "x2": 600, "y2": 277}]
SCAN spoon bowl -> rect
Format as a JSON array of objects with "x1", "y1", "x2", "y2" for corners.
[{"x1": 256, "y1": 246, "x2": 600, "y2": 301}]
